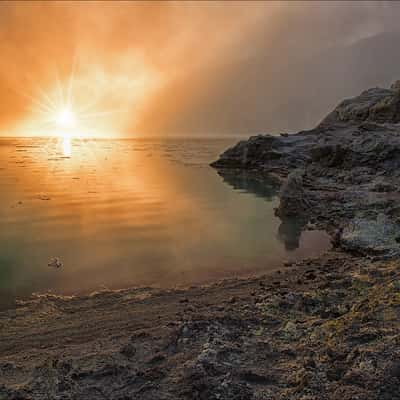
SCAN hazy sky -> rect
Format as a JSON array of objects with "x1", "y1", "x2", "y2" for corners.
[{"x1": 1, "y1": 1, "x2": 400, "y2": 137}]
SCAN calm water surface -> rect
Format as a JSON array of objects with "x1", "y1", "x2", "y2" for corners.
[{"x1": 0, "y1": 137, "x2": 330, "y2": 307}]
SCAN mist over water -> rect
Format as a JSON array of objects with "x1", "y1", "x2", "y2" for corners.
[{"x1": 0, "y1": 137, "x2": 330, "y2": 308}]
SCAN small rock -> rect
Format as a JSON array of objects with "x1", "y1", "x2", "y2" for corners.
[
  {"x1": 386, "y1": 361, "x2": 400, "y2": 378},
  {"x1": 229, "y1": 296, "x2": 237, "y2": 304},
  {"x1": 120, "y1": 343, "x2": 136, "y2": 358},
  {"x1": 306, "y1": 221, "x2": 317, "y2": 230},
  {"x1": 281, "y1": 321, "x2": 299, "y2": 339},
  {"x1": 48, "y1": 257, "x2": 63, "y2": 269},
  {"x1": 305, "y1": 272, "x2": 317, "y2": 280}
]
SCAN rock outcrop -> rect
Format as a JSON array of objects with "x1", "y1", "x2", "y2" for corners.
[
  {"x1": 210, "y1": 132, "x2": 315, "y2": 177},
  {"x1": 212, "y1": 81, "x2": 400, "y2": 256},
  {"x1": 275, "y1": 168, "x2": 309, "y2": 218},
  {"x1": 321, "y1": 84, "x2": 400, "y2": 126}
]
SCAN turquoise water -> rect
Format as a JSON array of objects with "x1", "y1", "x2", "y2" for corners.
[{"x1": 0, "y1": 137, "x2": 330, "y2": 307}]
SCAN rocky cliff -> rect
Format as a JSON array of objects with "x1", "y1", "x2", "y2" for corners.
[{"x1": 212, "y1": 81, "x2": 400, "y2": 256}]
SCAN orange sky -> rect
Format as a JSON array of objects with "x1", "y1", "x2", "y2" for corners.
[{"x1": 0, "y1": 1, "x2": 400, "y2": 137}]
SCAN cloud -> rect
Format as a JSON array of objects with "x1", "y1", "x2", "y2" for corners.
[{"x1": 0, "y1": 1, "x2": 400, "y2": 136}]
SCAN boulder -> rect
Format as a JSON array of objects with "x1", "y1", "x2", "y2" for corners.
[
  {"x1": 276, "y1": 169, "x2": 309, "y2": 218},
  {"x1": 340, "y1": 214, "x2": 400, "y2": 256}
]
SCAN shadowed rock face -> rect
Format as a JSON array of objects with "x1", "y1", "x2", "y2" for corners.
[
  {"x1": 210, "y1": 133, "x2": 315, "y2": 176},
  {"x1": 212, "y1": 81, "x2": 400, "y2": 256},
  {"x1": 212, "y1": 82, "x2": 400, "y2": 177},
  {"x1": 321, "y1": 82, "x2": 400, "y2": 126}
]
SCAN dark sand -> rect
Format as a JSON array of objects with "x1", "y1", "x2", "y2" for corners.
[{"x1": 1, "y1": 250, "x2": 400, "y2": 399}]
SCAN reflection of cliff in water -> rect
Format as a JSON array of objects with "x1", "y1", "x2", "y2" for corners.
[
  {"x1": 216, "y1": 169, "x2": 305, "y2": 251},
  {"x1": 216, "y1": 169, "x2": 280, "y2": 200},
  {"x1": 277, "y1": 217, "x2": 306, "y2": 251}
]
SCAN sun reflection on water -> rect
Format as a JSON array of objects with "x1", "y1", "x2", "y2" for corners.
[
  {"x1": 61, "y1": 133, "x2": 72, "y2": 157},
  {"x1": 0, "y1": 137, "x2": 333, "y2": 307}
]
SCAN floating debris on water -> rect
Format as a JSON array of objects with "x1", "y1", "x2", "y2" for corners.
[
  {"x1": 37, "y1": 194, "x2": 51, "y2": 200},
  {"x1": 48, "y1": 257, "x2": 63, "y2": 269},
  {"x1": 10, "y1": 200, "x2": 23, "y2": 209}
]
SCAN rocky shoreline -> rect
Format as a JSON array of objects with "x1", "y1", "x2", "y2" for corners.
[
  {"x1": 2, "y1": 83, "x2": 400, "y2": 399},
  {"x1": 2, "y1": 252, "x2": 400, "y2": 399},
  {"x1": 212, "y1": 80, "x2": 400, "y2": 257}
]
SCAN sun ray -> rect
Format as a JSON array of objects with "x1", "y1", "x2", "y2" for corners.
[
  {"x1": 66, "y1": 51, "x2": 78, "y2": 109},
  {"x1": 19, "y1": 90, "x2": 55, "y2": 114},
  {"x1": 79, "y1": 109, "x2": 126, "y2": 120},
  {"x1": 75, "y1": 94, "x2": 104, "y2": 115},
  {"x1": 33, "y1": 84, "x2": 58, "y2": 110},
  {"x1": 12, "y1": 48, "x2": 146, "y2": 139},
  {"x1": 20, "y1": 72, "x2": 59, "y2": 112},
  {"x1": 53, "y1": 66, "x2": 65, "y2": 109}
]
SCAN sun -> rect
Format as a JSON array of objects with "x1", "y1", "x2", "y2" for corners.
[
  {"x1": 55, "y1": 108, "x2": 77, "y2": 129},
  {"x1": 53, "y1": 107, "x2": 77, "y2": 156}
]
